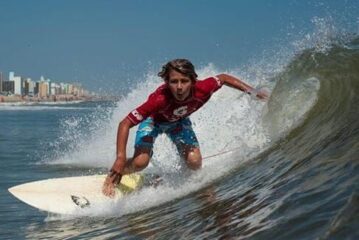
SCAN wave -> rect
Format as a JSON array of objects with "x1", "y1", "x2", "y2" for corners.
[
  {"x1": 29, "y1": 13, "x2": 358, "y2": 238},
  {"x1": 41, "y1": 52, "x2": 324, "y2": 222},
  {"x1": 43, "y1": 38, "x2": 358, "y2": 230},
  {"x1": 231, "y1": 37, "x2": 359, "y2": 238}
]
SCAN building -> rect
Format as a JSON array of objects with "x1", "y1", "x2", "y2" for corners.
[
  {"x1": 50, "y1": 82, "x2": 61, "y2": 95},
  {"x1": 27, "y1": 78, "x2": 35, "y2": 96},
  {"x1": 2, "y1": 81, "x2": 15, "y2": 94},
  {"x1": 67, "y1": 84, "x2": 74, "y2": 95},
  {"x1": 0, "y1": 72, "x2": 3, "y2": 92},
  {"x1": 34, "y1": 82, "x2": 39, "y2": 95},
  {"x1": 60, "y1": 83, "x2": 67, "y2": 94},
  {"x1": 38, "y1": 80, "x2": 49, "y2": 98},
  {"x1": 23, "y1": 78, "x2": 35, "y2": 96},
  {"x1": 24, "y1": 79, "x2": 29, "y2": 95},
  {"x1": 9, "y1": 72, "x2": 14, "y2": 81},
  {"x1": 12, "y1": 76, "x2": 22, "y2": 95},
  {"x1": 9, "y1": 72, "x2": 23, "y2": 95},
  {"x1": 46, "y1": 79, "x2": 51, "y2": 96}
]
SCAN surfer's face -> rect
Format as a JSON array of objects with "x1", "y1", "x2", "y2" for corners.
[{"x1": 167, "y1": 70, "x2": 193, "y2": 101}]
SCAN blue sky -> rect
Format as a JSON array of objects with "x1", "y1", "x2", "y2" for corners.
[{"x1": 0, "y1": 0, "x2": 357, "y2": 93}]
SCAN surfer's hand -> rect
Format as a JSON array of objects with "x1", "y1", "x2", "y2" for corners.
[
  {"x1": 102, "y1": 176, "x2": 115, "y2": 198},
  {"x1": 102, "y1": 170, "x2": 122, "y2": 198},
  {"x1": 102, "y1": 176, "x2": 116, "y2": 198}
]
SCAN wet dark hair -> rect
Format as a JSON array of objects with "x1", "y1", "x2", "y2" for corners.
[{"x1": 158, "y1": 59, "x2": 198, "y2": 82}]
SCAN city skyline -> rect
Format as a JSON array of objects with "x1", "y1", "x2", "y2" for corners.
[{"x1": 0, "y1": 70, "x2": 89, "y2": 98}]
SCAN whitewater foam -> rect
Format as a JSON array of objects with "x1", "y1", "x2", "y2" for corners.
[
  {"x1": 38, "y1": 66, "x2": 272, "y2": 219},
  {"x1": 42, "y1": 17, "x2": 338, "y2": 216}
]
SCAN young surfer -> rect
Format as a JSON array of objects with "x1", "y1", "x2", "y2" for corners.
[{"x1": 103, "y1": 59, "x2": 268, "y2": 197}]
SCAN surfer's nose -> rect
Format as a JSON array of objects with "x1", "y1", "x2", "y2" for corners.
[{"x1": 177, "y1": 82, "x2": 183, "y2": 90}]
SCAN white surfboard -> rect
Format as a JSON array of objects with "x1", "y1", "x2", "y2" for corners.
[{"x1": 8, "y1": 174, "x2": 143, "y2": 215}]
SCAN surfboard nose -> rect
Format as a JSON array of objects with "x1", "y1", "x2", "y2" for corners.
[{"x1": 8, "y1": 185, "x2": 24, "y2": 199}]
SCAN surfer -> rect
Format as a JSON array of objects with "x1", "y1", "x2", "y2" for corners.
[{"x1": 103, "y1": 59, "x2": 268, "y2": 197}]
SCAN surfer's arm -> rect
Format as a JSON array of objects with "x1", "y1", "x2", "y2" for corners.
[
  {"x1": 103, "y1": 118, "x2": 134, "y2": 197},
  {"x1": 216, "y1": 74, "x2": 268, "y2": 100},
  {"x1": 111, "y1": 118, "x2": 135, "y2": 175}
]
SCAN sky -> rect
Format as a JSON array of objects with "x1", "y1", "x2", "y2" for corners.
[{"x1": 0, "y1": 0, "x2": 358, "y2": 94}]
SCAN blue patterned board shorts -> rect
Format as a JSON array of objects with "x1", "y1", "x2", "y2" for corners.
[{"x1": 135, "y1": 117, "x2": 199, "y2": 152}]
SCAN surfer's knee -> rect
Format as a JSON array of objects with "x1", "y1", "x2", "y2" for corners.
[
  {"x1": 131, "y1": 148, "x2": 151, "y2": 171},
  {"x1": 186, "y1": 155, "x2": 202, "y2": 170},
  {"x1": 132, "y1": 155, "x2": 150, "y2": 171},
  {"x1": 185, "y1": 148, "x2": 202, "y2": 170}
]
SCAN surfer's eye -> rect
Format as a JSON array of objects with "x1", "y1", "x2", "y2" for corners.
[
  {"x1": 180, "y1": 78, "x2": 190, "y2": 84},
  {"x1": 169, "y1": 79, "x2": 179, "y2": 84}
]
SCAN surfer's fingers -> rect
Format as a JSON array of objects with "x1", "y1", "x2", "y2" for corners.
[
  {"x1": 103, "y1": 188, "x2": 115, "y2": 198},
  {"x1": 102, "y1": 181, "x2": 115, "y2": 198},
  {"x1": 108, "y1": 187, "x2": 116, "y2": 198}
]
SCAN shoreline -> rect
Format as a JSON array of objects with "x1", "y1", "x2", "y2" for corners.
[{"x1": 0, "y1": 95, "x2": 118, "y2": 104}]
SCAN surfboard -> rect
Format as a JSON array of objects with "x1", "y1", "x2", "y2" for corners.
[{"x1": 8, "y1": 173, "x2": 143, "y2": 215}]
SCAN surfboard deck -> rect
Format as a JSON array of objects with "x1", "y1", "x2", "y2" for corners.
[{"x1": 8, "y1": 173, "x2": 144, "y2": 215}]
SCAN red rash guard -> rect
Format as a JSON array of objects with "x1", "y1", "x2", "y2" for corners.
[{"x1": 127, "y1": 77, "x2": 223, "y2": 125}]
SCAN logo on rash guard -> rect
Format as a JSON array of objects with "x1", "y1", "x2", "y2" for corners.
[
  {"x1": 132, "y1": 110, "x2": 143, "y2": 121},
  {"x1": 173, "y1": 106, "x2": 188, "y2": 117}
]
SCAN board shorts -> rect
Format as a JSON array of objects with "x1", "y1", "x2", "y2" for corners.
[{"x1": 134, "y1": 117, "x2": 199, "y2": 153}]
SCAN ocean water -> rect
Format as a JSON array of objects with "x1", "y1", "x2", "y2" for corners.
[{"x1": 1, "y1": 25, "x2": 359, "y2": 240}]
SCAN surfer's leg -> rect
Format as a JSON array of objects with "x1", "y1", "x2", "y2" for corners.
[
  {"x1": 122, "y1": 147, "x2": 152, "y2": 174},
  {"x1": 122, "y1": 117, "x2": 158, "y2": 174},
  {"x1": 181, "y1": 145, "x2": 202, "y2": 170},
  {"x1": 168, "y1": 118, "x2": 202, "y2": 170}
]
